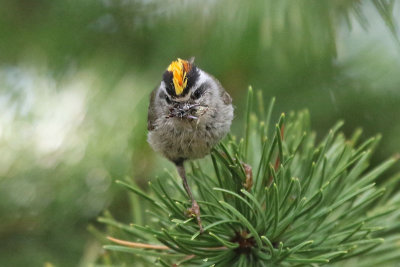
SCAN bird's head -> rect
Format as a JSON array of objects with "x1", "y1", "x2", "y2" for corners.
[{"x1": 158, "y1": 58, "x2": 216, "y2": 120}]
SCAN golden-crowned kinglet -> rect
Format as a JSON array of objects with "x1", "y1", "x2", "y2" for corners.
[{"x1": 147, "y1": 58, "x2": 234, "y2": 231}]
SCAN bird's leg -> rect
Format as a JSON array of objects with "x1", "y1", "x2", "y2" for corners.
[{"x1": 176, "y1": 162, "x2": 203, "y2": 233}]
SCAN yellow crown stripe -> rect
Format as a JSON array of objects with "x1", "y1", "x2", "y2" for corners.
[{"x1": 167, "y1": 58, "x2": 190, "y2": 95}]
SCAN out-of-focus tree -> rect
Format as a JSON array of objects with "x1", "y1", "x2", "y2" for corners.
[{"x1": 0, "y1": 0, "x2": 399, "y2": 266}]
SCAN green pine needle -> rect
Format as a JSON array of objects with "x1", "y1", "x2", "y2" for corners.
[{"x1": 99, "y1": 90, "x2": 400, "y2": 266}]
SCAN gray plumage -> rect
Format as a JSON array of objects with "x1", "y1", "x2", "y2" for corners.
[
  {"x1": 147, "y1": 59, "x2": 233, "y2": 232},
  {"x1": 147, "y1": 69, "x2": 234, "y2": 163}
]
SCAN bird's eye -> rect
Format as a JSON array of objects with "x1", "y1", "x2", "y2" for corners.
[
  {"x1": 165, "y1": 95, "x2": 172, "y2": 104},
  {"x1": 191, "y1": 85, "x2": 206, "y2": 100}
]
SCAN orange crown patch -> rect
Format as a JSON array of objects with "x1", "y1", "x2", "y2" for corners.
[{"x1": 167, "y1": 58, "x2": 192, "y2": 95}]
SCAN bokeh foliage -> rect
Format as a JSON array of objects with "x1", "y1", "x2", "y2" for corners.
[{"x1": 0, "y1": 0, "x2": 399, "y2": 266}]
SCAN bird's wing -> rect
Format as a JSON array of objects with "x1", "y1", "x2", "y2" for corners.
[
  {"x1": 147, "y1": 87, "x2": 158, "y2": 131},
  {"x1": 221, "y1": 89, "x2": 232, "y2": 105},
  {"x1": 210, "y1": 74, "x2": 232, "y2": 106},
  {"x1": 217, "y1": 83, "x2": 232, "y2": 105}
]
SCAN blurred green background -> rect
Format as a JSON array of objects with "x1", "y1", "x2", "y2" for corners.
[{"x1": 0, "y1": 0, "x2": 399, "y2": 266}]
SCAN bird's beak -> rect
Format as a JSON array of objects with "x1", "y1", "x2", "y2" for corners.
[{"x1": 168, "y1": 103, "x2": 206, "y2": 120}]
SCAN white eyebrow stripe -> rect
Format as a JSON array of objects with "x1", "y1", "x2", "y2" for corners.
[
  {"x1": 195, "y1": 70, "x2": 208, "y2": 89},
  {"x1": 160, "y1": 69, "x2": 207, "y2": 102},
  {"x1": 173, "y1": 70, "x2": 208, "y2": 102},
  {"x1": 173, "y1": 93, "x2": 191, "y2": 102},
  {"x1": 160, "y1": 81, "x2": 169, "y2": 95},
  {"x1": 161, "y1": 80, "x2": 190, "y2": 102}
]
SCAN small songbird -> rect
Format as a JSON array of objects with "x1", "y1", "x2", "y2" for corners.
[{"x1": 147, "y1": 58, "x2": 234, "y2": 231}]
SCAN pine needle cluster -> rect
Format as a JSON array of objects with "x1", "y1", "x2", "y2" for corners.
[{"x1": 97, "y1": 88, "x2": 400, "y2": 266}]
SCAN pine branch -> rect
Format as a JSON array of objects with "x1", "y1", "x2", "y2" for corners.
[{"x1": 98, "y1": 88, "x2": 400, "y2": 266}]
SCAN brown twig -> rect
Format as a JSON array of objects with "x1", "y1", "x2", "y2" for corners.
[
  {"x1": 107, "y1": 236, "x2": 170, "y2": 250},
  {"x1": 172, "y1": 255, "x2": 196, "y2": 267},
  {"x1": 107, "y1": 236, "x2": 227, "y2": 251}
]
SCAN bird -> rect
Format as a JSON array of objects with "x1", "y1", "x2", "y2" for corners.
[{"x1": 147, "y1": 58, "x2": 234, "y2": 232}]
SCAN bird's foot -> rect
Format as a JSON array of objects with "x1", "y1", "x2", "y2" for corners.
[{"x1": 186, "y1": 200, "x2": 203, "y2": 233}]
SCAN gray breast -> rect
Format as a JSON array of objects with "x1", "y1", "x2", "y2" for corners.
[{"x1": 147, "y1": 106, "x2": 233, "y2": 162}]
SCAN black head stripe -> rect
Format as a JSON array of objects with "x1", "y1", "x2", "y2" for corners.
[
  {"x1": 162, "y1": 71, "x2": 175, "y2": 97},
  {"x1": 185, "y1": 65, "x2": 200, "y2": 92},
  {"x1": 191, "y1": 82, "x2": 208, "y2": 99},
  {"x1": 162, "y1": 65, "x2": 200, "y2": 98}
]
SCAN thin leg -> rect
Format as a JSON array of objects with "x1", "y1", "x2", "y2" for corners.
[{"x1": 176, "y1": 162, "x2": 203, "y2": 233}]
